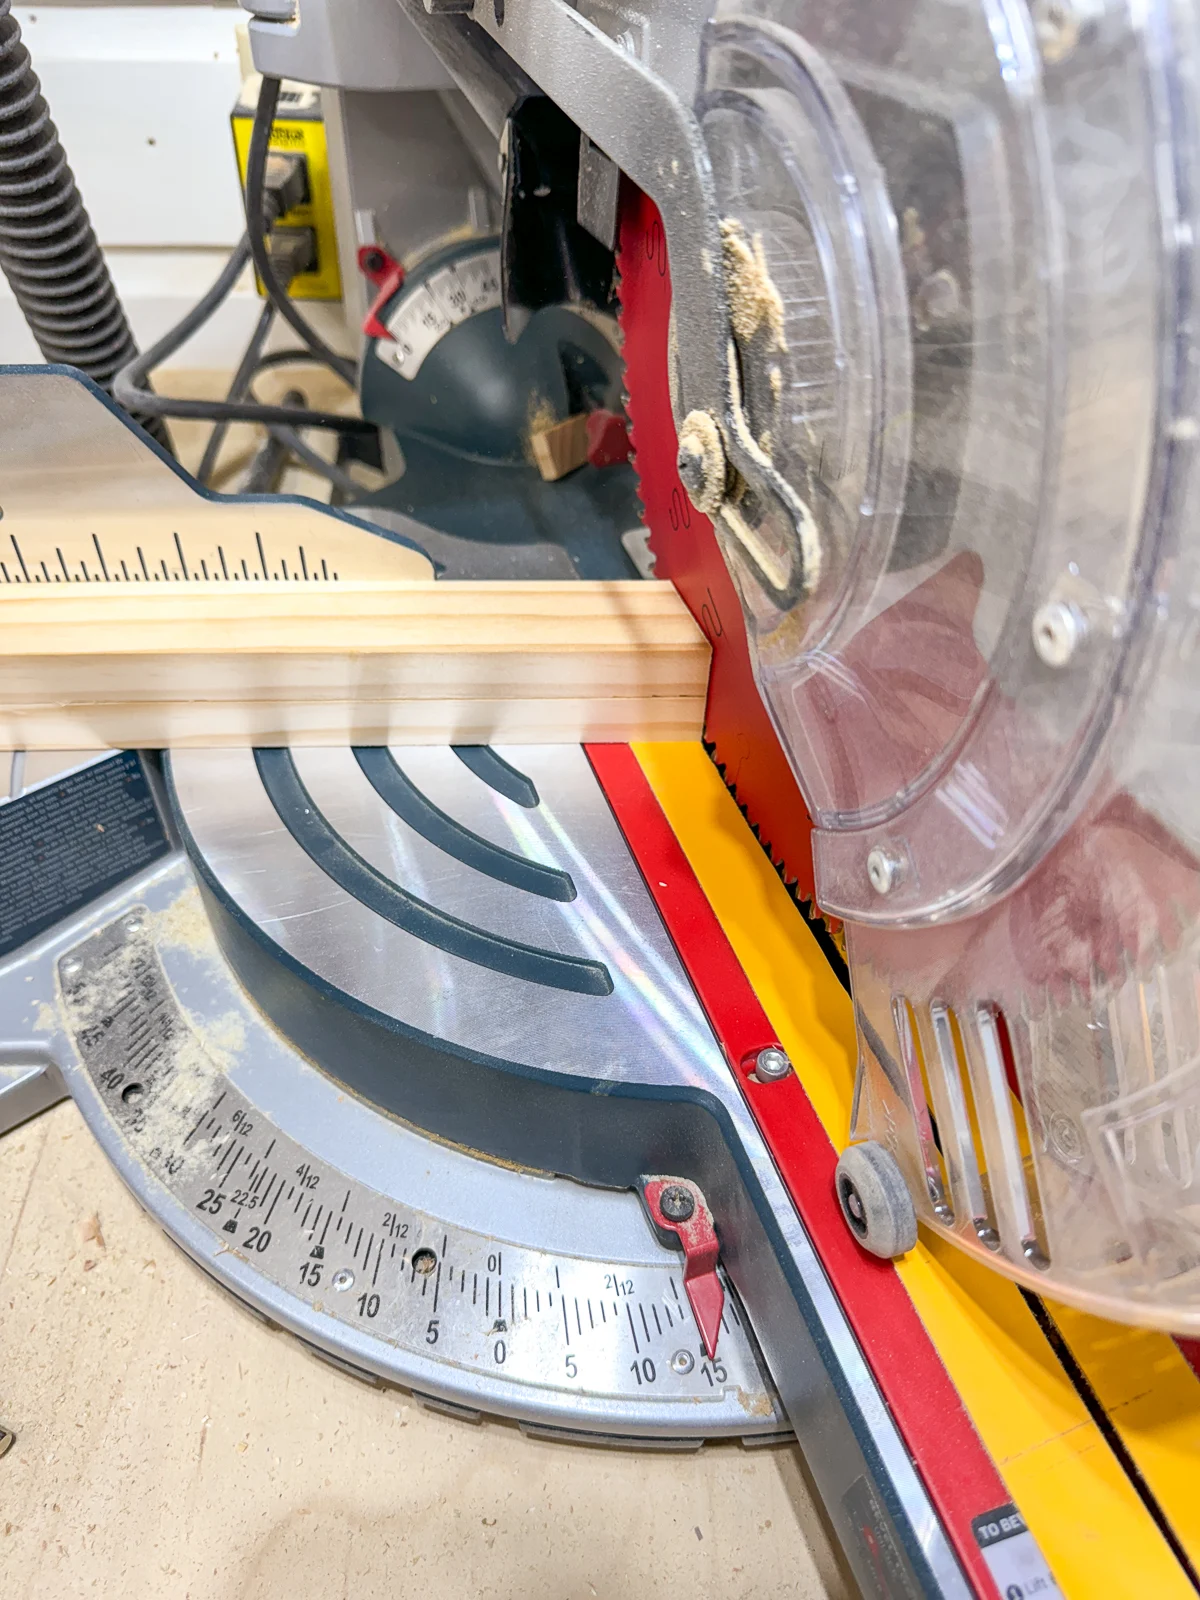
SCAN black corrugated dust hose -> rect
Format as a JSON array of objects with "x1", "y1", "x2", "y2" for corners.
[{"x1": 0, "y1": 0, "x2": 171, "y2": 447}]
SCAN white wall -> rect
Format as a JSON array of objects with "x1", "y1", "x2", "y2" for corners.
[
  {"x1": 15, "y1": 6, "x2": 245, "y2": 246},
  {"x1": 0, "y1": 7, "x2": 338, "y2": 369}
]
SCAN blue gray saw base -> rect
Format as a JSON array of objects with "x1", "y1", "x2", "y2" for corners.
[
  {"x1": 357, "y1": 445, "x2": 642, "y2": 580},
  {"x1": 357, "y1": 240, "x2": 641, "y2": 581}
]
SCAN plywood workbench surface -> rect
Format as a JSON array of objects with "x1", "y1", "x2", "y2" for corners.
[{"x1": 0, "y1": 1102, "x2": 847, "y2": 1600}]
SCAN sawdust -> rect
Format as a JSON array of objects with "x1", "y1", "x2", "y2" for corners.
[
  {"x1": 151, "y1": 886, "x2": 216, "y2": 958},
  {"x1": 197, "y1": 1009, "x2": 246, "y2": 1066},
  {"x1": 676, "y1": 410, "x2": 726, "y2": 517},
  {"x1": 735, "y1": 1385, "x2": 776, "y2": 1419},
  {"x1": 721, "y1": 218, "x2": 787, "y2": 352},
  {"x1": 32, "y1": 1000, "x2": 57, "y2": 1034},
  {"x1": 524, "y1": 397, "x2": 558, "y2": 466},
  {"x1": 144, "y1": 891, "x2": 245, "y2": 1062},
  {"x1": 720, "y1": 342, "x2": 822, "y2": 596},
  {"x1": 80, "y1": 1213, "x2": 105, "y2": 1250},
  {"x1": 58, "y1": 922, "x2": 223, "y2": 1184},
  {"x1": 129, "y1": 1009, "x2": 225, "y2": 1182}
]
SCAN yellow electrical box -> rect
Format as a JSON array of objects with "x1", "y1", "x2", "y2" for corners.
[{"x1": 230, "y1": 76, "x2": 342, "y2": 302}]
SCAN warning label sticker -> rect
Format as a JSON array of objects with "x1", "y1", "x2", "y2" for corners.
[
  {"x1": 0, "y1": 752, "x2": 170, "y2": 959},
  {"x1": 973, "y1": 1503, "x2": 1061, "y2": 1598}
]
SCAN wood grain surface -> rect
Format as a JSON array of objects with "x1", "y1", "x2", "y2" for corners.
[{"x1": 0, "y1": 580, "x2": 709, "y2": 748}]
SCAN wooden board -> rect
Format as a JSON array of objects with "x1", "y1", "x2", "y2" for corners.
[
  {"x1": 530, "y1": 415, "x2": 590, "y2": 481},
  {"x1": 0, "y1": 578, "x2": 709, "y2": 748}
]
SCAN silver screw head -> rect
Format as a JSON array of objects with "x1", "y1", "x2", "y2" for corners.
[
  {"x1": 1032, "y1": 600, "x2": 1086, "y2": 667},
  {"x1": 332, "y1": 1268, "x2": 355, "y2": 1292},
  {"x1": 754, "y1": 1046, "x2": 791, "y2": 1082},
  {"x1": 122, "y1": 914, "x2": 143, "y2": 935},
  {"x1": 60, "y1": 956, "x2": 82, "y2": 979},
  {"x1": 866, "y1": 847, "x2": 904, "y2": 896},
  {"x1": 670, "y1": 1349, "x2": 695, "y2": 1375}
]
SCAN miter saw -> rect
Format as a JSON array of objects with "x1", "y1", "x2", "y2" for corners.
[{"x1": 5, "y1": 0, "x2": 1200, "y2": 1594}]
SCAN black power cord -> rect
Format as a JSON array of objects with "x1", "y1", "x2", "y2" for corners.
[
  {"x1": 112, "y1": 235, "x2": 375, "y2": 438},
  {"x1": 113, "y1": 98, "x2": 377, "y2": 490},
  {"x1": 245, "y1": 75, "x2": 357, "y2": 388},
  {"x1": 194, "y1": 299, "x2": 274, "y2": 486},
  {"x1": 244, "y1": 388, "x2": 305, "y2": 494},
  {"x1": 268, "y1": 422, "x2": 364, "y2": 499}
]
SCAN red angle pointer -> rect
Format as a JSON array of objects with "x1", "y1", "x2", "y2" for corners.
[{"x1": 641, "y1": 1176, "x2": 725, "y2": 1359}]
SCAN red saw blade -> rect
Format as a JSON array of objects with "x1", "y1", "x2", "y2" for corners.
[{"x1": 617, "y1": 183, "x2": 817, "y2": 901}]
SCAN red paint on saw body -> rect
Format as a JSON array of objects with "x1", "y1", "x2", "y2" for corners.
[{"x1": 616, "y1": 185, "x2": 817, "y2": 901}]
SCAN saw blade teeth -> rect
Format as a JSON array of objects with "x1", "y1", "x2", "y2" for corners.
[{"x1": 704, "y1": 735, "x2": 845, "y2": 964}]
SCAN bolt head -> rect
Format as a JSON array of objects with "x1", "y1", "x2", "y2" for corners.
[
  {"x1": 866, "y1": 846, "x2": 904, "y2": 896},
  {"x1": 332, "y1": 1269, "x2": 355, "y2": 1292},
  {"x1": 913, "y1": 268, "x2": 961, "y2": 330},
  {"x1": 1048, "y1": 1111, "x2": 1082, "y2": 1163},
  {"x1": 1032, "y1": 600, "x2": 1086, "y2": 667},
  {"x1": 670, "y1": 1349, "x2": 695, "y2": 1375},
  {"x1": 659, "y1": 1184, "x2": 695, "y2": 1223},
  {"x1": 675, "y1": 410, "x2": 726, "y2": 516},
  {"x1": 754, "y1": 1046, "x2": 791, "y2": 1082},
  {"x1": 676, "y1": 445, "x2": 706, "y2": 500}
]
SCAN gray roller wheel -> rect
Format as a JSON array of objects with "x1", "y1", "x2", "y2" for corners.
[{"x1": 836, "y1": 1142, "x2": 918, "y2": 1259}]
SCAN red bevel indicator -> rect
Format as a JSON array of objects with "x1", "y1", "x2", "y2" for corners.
[
  {"x1": 357, "y1": 243, "x2": 405, "y2": 341},
  {"x1": 641, "y1": 1175, "x2": 725, "y2": 1359}
]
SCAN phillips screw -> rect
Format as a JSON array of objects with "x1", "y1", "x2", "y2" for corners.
[{"x1": 659, "y1": 1185, "x2": 695, "y2": 1223}]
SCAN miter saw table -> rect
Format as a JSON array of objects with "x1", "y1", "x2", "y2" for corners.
[{"x1": 3, "y1": 727, "x2": 1199, "y2": 1600}]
